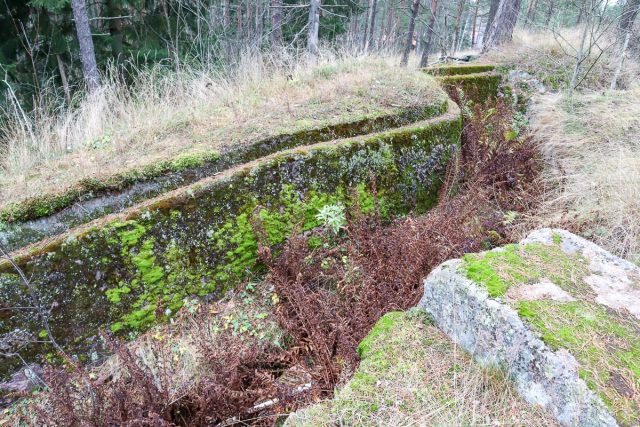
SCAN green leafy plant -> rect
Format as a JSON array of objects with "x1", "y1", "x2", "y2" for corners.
[{"x1": 316, "y1": 204, "x2": 346, "y2": 234}]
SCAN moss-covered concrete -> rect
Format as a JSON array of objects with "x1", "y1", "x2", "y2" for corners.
[
  {"x1": 424, "y1": 63, "x2": 496, "y2": 76},
  {"x1": 0, "y1": 102, "x2": 461, "y2": 380},
  {"x1": 439, "y1": 72, "x2": 502, "y2": 104},
  {"x1": 459, "y1": 237, "x2": 640, "y2": 425},
  {"x1": 0, "y1": 99, "x2": 448, "y2": 229},
  {"x1": 421, "y1": 64, "x2": 502, "y2": 105}
]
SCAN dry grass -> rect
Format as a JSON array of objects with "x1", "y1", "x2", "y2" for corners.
[
  {"x1": 485, "y1": 27, "x2": 640, "y2": 90},
  {"x1": 526, "y1": 85, "x2": 640, "y2": 263},
  {"x1": 0, "y1": 49, "x2": 442, "y2": 209},
  {"x1": 286, "y1": 310, "x2": 557, "y2": 427}
]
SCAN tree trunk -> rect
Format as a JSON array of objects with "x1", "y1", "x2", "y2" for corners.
[
  {"x1": 71, "y1": 0, "x2": 101, "y2": 92},
  {"x1": 385, "y1": 0, "x2": 395, "y2": 47},
  {"x1": 364, "y1": 0, "x2": 378, "y2": 51},
  {"x1": 420, "y1": 0, "x2": 438, "y2": 68},
  {"x1": 611, "y1": 0, "x2": 640, "y2": 88},
  {"x1": 237, "y1": 1, "x2": 243, "y2": 38},
  {"x1": 484, "y1": 0, "x2": 501, "y2": 41},
  {"x1": 524, "y1": 0, "x2": 538, "y2": 26},
  {"x1": 576, "y1": 0, "x2": 585, "y2": 25},
  {"x1": 307, "y1": 0, "x2": 321, "y2": 62},
  {"x1": 451, "y1": 0, "x2": 467, "y2": 55},
  {"x1": 271, "y1": 0, "x2": 283, "y2": 45},
  {"x1": 457, "y1": 6, "x2": 473, "y2": 52},
  {"x1": 223, "y1": 0, "x2": 230, "y2": 28},
  {"x1": 471, "y1": 0, "x2": 480, "y2": 47},
  {"x1": 483, "y1": 0, "x2": 522, "y2": 51},
  {"x1": 570, "y1": 11, "x2": 590, "y2": 90},
  {"x1": 56, "y1": 54, "x2": 71, "y2": 104},
  {"x1": 401, "y1": 0, "x2": 420, "y2": 66},
  {"x1": 107, "y1": 0, "x2": 124, "y2": 61},
  {"x1": 545, "y1": 0, "x2": 555, "y2": 26}
]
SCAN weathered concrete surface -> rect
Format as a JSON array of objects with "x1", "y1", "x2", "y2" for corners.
[{"x1": 418, "y1": 228, "x2": 629, "y2": 427}]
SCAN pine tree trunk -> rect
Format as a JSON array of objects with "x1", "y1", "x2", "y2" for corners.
[
  {"x1": 611, "y1": 0, "x2": 640, "y2": 88},
  {"x1": 484, "y1": 0, "x2": 501, "y2": 40},
  {"x1": 451, "y1": 0, "x2": 467, "y2": 55},
  {"x1": 107, "y1": 0, "x2": 124, "y2": 61},
  {"x1": 271, "y1": 0, "x2": 283, "y2": 45},
  {"x1": 545, "y1": 0, "x2": 555, "y2": 26},
  {"x1": 483, "y1": 0, "x2": 522, "y2": 51},
  {"x1": 420, "y1": 0, "x2": 438, "y2": 68},
  {"x1": 364, "y1": 0, "x2": 378, "y2": 51},
  {"x1": 401, "y1": 0, "x2": 420, "y2": 66},
  {"x1": 308, "y1": 0, "x2": 321, "y2": 62},
  {"x1": 524, "y1": 0, "x2": 538, "y2": 26},
  {"x1": 471, "y1": 0, "x2": 480, "y2": 47},
  {"x1": 71, "y1": 0, "x2": 101, "y2": 92},
  {"x1": 223, "y1": 0, "x2": 230, "y2": 28},
  {"x1": 576, "y1": 0, "x2": 585, "y2": 25},
  {"x1": 56, "y1": 54, "x2": 71, "y2": 104}
]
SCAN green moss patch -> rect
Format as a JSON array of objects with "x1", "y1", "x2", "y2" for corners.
[
  {"x1": 461, "y1": 243, "x2": 590, "y2": 297},
  {"x1": 424, "y1": 64, "x2": 496, "y2": 76},
  {"x1": 518, "y1": 300, "x2": 640, "y2": 424},
  {"x1": 286, "y1": 310, "x2": 556, "y2": 426}
]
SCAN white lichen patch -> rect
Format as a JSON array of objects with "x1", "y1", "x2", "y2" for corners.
[
  {"x1": 506, "y1": 278, "x2": 576, "y2": 303},
  {"x1": 524, "y1": 229, "x2": 640, "y2": 319}
]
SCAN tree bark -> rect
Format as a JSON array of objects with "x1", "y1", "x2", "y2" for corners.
[
  {"x1": 420, "y1": 0, "x2": 438, "y2": 67},
  {"x1": 524, "y1": 0, "x2": 538, "y2": 26},
  {"x1": 401, "y1": 0, "x2": 420, "y2": 66},
  {"x1": 56, "y1": 54, "x2": 71, "y2": 104},
  {"x1": 483, "y1": 0, "x2": 522, "y2": 51},
  {"x1": 611, "y1": 0, "x2": 640, "y2": 88},
  {"x1": 223, "y1": 0, "x2": 230, "y2": 28},
  {"x1": 545, "y1": 0, "x2": 555, "y2": 26},
  {"x1": 271, "y1": 0, "x2": 283, "y2": 45},
  {"x1": 576, "y1": 0, "x2": 586, "y2": 25},
  {"x1": 471, "y1": 0, "x2": 480, "y2": 47},
  {"x1": 484, "y1": 0, "x2": 501, "y2": 41},
  {"x1": 107, "y1": 0, "x2": 124, "y2": 61},
  {"x1": 308, "y1": 0, "x2": 321, "y2": 62},
  {"x1": 451, "y1": 0, "x2": 467, "y2": 54},
  {"x1": 71, "y1": 0, "x2": 101, "y2": 92},
  {"x1": 364, "y1": 0, "x2": 378, "y2": 51}
]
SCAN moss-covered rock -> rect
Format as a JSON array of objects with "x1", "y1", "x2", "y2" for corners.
[
  {"x1": 0, "y1": 102, "x2": 461, "y2": 380},
  {"x1": 421, "y1": 228, "x2": 639, "y2": 426}
]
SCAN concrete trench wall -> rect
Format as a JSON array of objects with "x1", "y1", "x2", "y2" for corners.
[
  {"x1": 0, "y1": 101, "x2": 450, "y2": 252},
  {"x1": 0, "y1": 100, "x2": 465, "y2": 380}
]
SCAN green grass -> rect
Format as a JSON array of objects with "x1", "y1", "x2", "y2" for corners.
[{"x1": 287, "y1": 310, "x2": 556, "y2": 426}]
